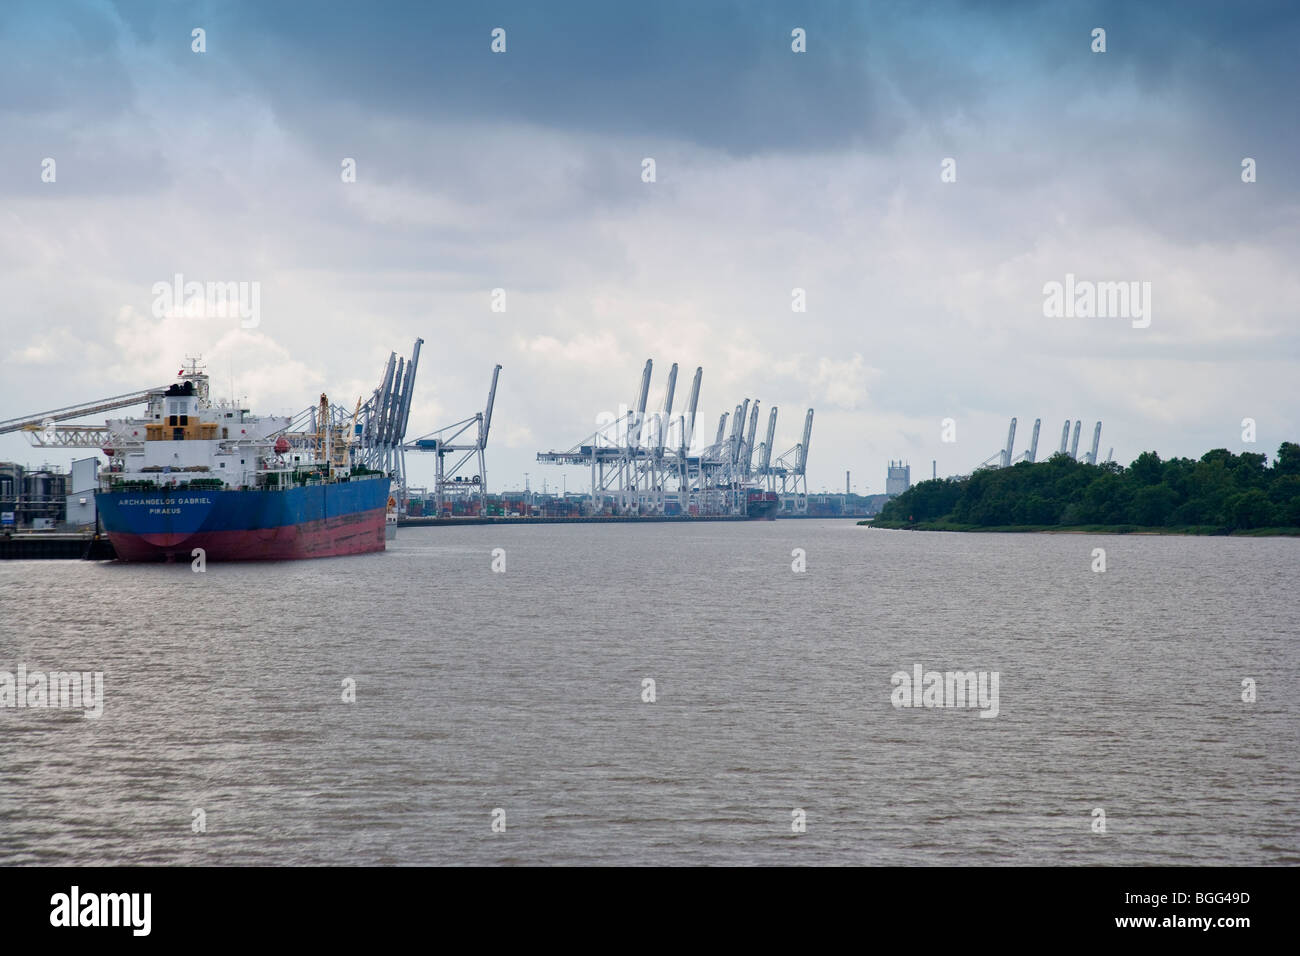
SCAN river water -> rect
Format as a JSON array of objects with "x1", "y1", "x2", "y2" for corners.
[{"x1": 1, "y1": 521, "x2": 1296, "y2": 865}]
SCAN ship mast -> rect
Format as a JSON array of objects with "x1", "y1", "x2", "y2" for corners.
[{"x1": 180, "y1": 355, "x2": 210, "y2": 405}]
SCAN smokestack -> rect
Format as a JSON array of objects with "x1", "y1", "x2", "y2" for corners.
[
  {"x1": 846, "y1": 471, "x2": 850, "y2": 495},
  {"x1": 933, "y1": 460, "x2": 937, "y2": 480}
]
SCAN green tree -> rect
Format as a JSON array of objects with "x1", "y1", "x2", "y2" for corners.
[
  {"x1": 874, "y1": 440, "x2": 1298, "y2": 532},
  {"x1": 1232, "y1": 452, "x2": 1269, "y2": 490},
  {"x1": 1132, "y1": 483, "x2": 1179, "y2": 526},
  {"x1": 1226, "y1": 489, "x2": 1275, "y2": 529},
  {"x1": 1268, "y1": 474, "x2": 1300, "y2": 507},
  {"x1": 1276, "y1": 442, "x2": 1300, "y2": 476},
  {"x1": 1130, "y1": 451, "x2": 1163, "y2": 486},
  {"x1": 1080, "y1": 473, "x2": 1130, "y2": 524},
  {"x1": 1018, "y1": 493, "x2": 1058, "y2": 524}
]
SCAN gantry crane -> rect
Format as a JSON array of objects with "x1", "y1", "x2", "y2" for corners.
[{"x1": 404, "y1": 364, "x2": 501, "y2": 515}]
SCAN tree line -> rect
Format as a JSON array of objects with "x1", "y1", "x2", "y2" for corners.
[{"x1": 876, "y1": 443, "x2": 1300, "y2": 531}]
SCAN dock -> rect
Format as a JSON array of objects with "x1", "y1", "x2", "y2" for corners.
[
  {"x1": 399, "y1": 514, "x2": 752, "y2": 527},
  {"x1": 0, "y1": 534, "x2": 116, "y2": 560}
]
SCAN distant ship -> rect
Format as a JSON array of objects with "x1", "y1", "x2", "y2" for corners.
[
  {"x1": 96, "y1": 364, "x2": 390, "y2": 562},
  {"x1": 746, "y1": 489, "x2": 780, "y2": 520}
]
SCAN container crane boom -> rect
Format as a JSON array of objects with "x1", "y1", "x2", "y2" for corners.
[
  {"x1": 656, "y1": 363, "x2": 678, "y2": 454},
  {"x1": 684, "y1": 367, "x2": 702, "y2": 450},
  {"x1": 798, "y1": 409, "x2": 814, "y2": 474},
  {"x1": 480, "y1": 364, "x2": 502, "y2": 447}
]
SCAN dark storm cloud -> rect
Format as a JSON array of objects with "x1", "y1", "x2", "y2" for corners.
[
  {"x1": 203, "y1": 0, "x2": 897, "y2": 155},
  {"x1": 82, "y1": 0, "x2": 1295, "y2": 157},
  {"x1": 2, "y1": 0, "x2": 1295, "y2": 160},
  {"x1": 3, "y1": 0, "x2": 1295, "y2": 214}
]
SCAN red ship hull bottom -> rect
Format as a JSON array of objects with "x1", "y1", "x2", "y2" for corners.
[{"x1": 106, "y1": 508, "x2": 387, "y2": 562}]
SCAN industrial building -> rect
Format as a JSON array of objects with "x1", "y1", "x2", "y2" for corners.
[
  {"x1": 886, "y1": 461, "x2": 911, "y2": 497},
  {"x1": 0, "y1": 462, "x2": 69, "y2": 530},
  {"x1": 65, "y1": 458, "x2": 98, "y2": 528}
]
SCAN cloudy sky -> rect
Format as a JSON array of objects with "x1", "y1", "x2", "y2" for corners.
[{"x1": 2, "y1": 0, "x2": 1297, "y2": 493}]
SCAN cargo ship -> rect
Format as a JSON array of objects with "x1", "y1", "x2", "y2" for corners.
[
  {"x1": 745, "y1": 489, "x2": 780, "y2": 520},
  {"x1": 96, "y1": 364, "x2": 390, "y2": 562}
]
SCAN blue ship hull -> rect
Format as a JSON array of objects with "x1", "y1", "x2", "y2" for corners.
[{"x1": 96, "y1": 477, "x2": 391, "y2": 561}]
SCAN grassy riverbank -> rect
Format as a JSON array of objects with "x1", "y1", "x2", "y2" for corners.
[{"x1": 861, "y1": 518, "x2": 1300, "y2": 536}]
